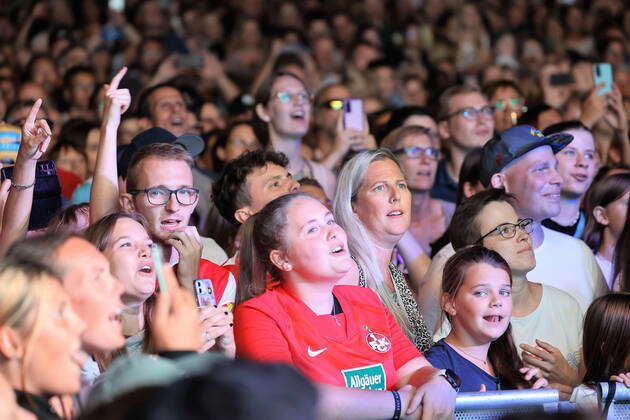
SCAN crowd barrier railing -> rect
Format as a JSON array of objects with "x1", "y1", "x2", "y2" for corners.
[
  {"x1": 454, "y1": 388, "x2": 561, "y2": 420},
  {"x1": 599, "y1": 382, "x2": 630, "y2": 419}
]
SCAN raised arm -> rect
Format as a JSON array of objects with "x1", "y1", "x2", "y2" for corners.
[
  {"x1": 89, "y1": 67, "x2": 131, "y2": 224},
  {"x1": 0, "y1": 99, "x2": 51, "y2": 255}
]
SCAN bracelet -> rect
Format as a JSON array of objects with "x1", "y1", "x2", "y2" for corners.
[
  {"x1": 391, "y1": 390, "x2": 401, "y2": 420},
  {"x1": 10, "y1": 180, "x2": 35, "y2": 190}
]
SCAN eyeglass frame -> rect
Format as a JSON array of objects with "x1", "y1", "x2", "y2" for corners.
[
  {"x1": 318, "y1": 99, "x2": 345, "y2": 110},
  {"x1": 444, "y1": 105, "x2": 495, "y2": 121},
  {"x1": 272, "y1": 91, "x2": 313, "y2": 105},
  {"x1": 475, "y1": 218, "x2": 534, "y2": 244},
  {"x1": 128, "y1": 186, "x2": 200, "y2": 206},
  {"x1": 493, "y1": 98, "x2": 525, "y2": 110},
  {"x1": 392, "y1": 146, "x2": 441, "y2": 160}
]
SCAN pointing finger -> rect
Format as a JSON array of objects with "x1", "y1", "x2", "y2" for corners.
[
  {"x1": 109, "y1": 66, "x2": 128, "y2": 91},
  {"x1": 25, "y1": 98, "x2": 42, "y2": 129}
]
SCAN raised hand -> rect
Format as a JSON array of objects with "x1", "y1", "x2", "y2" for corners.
[
  {"x1": 102, "y1": 66, "x2": 131, "y2": 127},
  {"x1": 19, "y1": 98, "x2": 51, "y2": 162}
]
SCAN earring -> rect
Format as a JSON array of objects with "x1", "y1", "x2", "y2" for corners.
[{"x1": 284, "y1": 264, "x2": 292, "y2": 271}]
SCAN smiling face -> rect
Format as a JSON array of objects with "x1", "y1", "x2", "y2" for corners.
[
  {"x1": 501, "y1": 146, "x2": 564, "y2": 221},
  {"x1": 22, "y1": 280, "x2": 86, "y2": 396},
  {"x1": 279, "y1": 196, "x2": 353, "y2": 282},
  {"x1": 556, "y1": 128, "x2": 599, "y2": 198},
  {"x1": 353, "y1": 159, "x2": 411, "y2": 248},
  {"x1": 148, "y1": 86, "x2": 188, "y2": 137},
  {"x1": 128, "y1": 157, "x2": 196, "y2": 242},
  {"x1": 55, "y1": 238, "x2": 125, "y2": 353},
  {"x1": 477, "y1": 201, "x2": 536, "y2": 276},
  {"x1": 102, "y1": 218, "x2": 155, "y2": 306},
  {"x1": 446, "y1": 263, "x2": 513, "y2": 345},
  {"x1": 258, "y1": 75, "x2": 311, "y2": 140},
  {"x1": 395, "y1": 132, "x2": 439, "y2": 192}
]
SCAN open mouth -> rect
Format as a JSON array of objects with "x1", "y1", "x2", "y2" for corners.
[
  {"x1": 290, "y1": 110, "x2": 306, "y2": 120},
  {"x1": 138, "y1": 264, "x2": 154, "y2": 276},
  {"x1": 387, "y1": 210, "x2": 403, "y2": 217},
  {"x1": 330, "y1": 245, "x2": 345, "y2": 255},
  {"x1": 483, "y1": 315, "x2": 504, "y2": 323},
  {"x1": 161, "y1": 219, "x2": 181, "y2": 230}
]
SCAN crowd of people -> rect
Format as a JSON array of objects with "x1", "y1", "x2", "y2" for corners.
[{"x1": 0, "y1": 0, "x2": 629, "y2": 419}]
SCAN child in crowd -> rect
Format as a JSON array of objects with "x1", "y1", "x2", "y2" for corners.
[
  {"x1": 570, "y1": 293, "x2": 630, "y2": 413},
  {"x1": 583, "y1": 173, "x2": 630, "y2": 289},
  {"x1": 425, "y1": 246, "x2": 547, "y2": 392}
]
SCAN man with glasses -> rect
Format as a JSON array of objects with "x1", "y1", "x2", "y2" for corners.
[
  {"x1": 481, "y1": 125, "x2": 606, "y2": 312},
  {"x1": 436, "y1": 188, "x2": 583, "y2": 392},
  {"x1": 433, "y1": 85, "x2": 495, "y2": 203},
  {"x1": 255, "y1": 72, "x2": 337, "y2": 199}
]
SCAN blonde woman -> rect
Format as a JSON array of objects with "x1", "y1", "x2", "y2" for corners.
[
  {"x1": 333, "y1": 149, "x2": 432, "y2": 351},
  {"x1": 0, "y1": 263, "x2": 86, "y2": 419}
]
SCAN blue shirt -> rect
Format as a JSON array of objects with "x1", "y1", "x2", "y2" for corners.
[
  {"x1": 430, "y1": 159, "x2": 457, "y2": 203},
  {"x1": 424, "y1": 339, "x2": 500, "y2": 392}
]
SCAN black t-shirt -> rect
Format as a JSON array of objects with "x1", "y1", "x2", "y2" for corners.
[
  {"x1": 430, "y1": 159, "x2": 458, "y2": 204},
  {"x1": 541, "y1": 211, "x2": 585, "y2": 238}
]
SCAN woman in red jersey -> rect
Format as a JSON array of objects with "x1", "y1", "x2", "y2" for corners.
[{"x1": 234, "y1": 193, "x2": 456, "y2": 420}]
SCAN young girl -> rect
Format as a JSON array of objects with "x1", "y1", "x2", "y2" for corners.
[
  {"x1": 425, "y1": 246, "x2": 547, "y2": 392},
  {"x1": 0, "y1": 264, "x2": 86, "y2": 419},
  {"x1": 234, "y1": 193, "x2": 456, "y2": 419},
  {"x1": 583, "y1": 173, "x2": 630, "y2": 289},
  {"x1": 571, "y1": 293, "x2": 630, "y2": 412}
]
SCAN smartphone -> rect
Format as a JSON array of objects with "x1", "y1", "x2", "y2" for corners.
[
  {"x1": 549, "y1": 73, "x2": 575, "y2": 86},
  {"x1": 343, "y1": 99, "x2": 363, "y2": 131},
  {"x1": 194, "y1": 279, "x2": 216, "y2": 307},
  {"x1": 151, "y1": 244, "x2": 167, "y2": 293},
  {"x1": 108, "y1": 0, "x2": 125, "y2": 12},
  {"x1": 593, "y1": 63, "x2": 613, "y2": 96}
]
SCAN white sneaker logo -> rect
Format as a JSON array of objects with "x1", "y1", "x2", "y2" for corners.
[{"x1": 307, "y1": 346, "x2": 327, "y2": 357}]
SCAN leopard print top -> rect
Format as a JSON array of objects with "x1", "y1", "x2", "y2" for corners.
[{"x1": 358, "y1": 262, "x2": 433, "y2": 352}]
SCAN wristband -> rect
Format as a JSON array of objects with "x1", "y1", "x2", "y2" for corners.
[
  {"x1": 391, "y1": 390, "x2": 401, "y2": 420},
  {"x1": 11, "y1": 180, "x2": 35, "y2": 190}
]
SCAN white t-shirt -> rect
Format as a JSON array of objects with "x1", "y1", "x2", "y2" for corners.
[
  {"x1": 529, "y1": 226, "x2": 607, "y2": 313},
  {"x1": 595, "y1": 253, "x2": 614, "y2": 290}
]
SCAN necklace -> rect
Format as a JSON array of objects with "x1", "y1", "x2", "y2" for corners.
[{"x1": 446, "y1": 340, "x2": 488, "y2": 366}]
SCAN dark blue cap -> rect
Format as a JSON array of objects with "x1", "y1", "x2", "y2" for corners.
[{"x1": 480, "y1": 125, "x2": 573, "y2": 187}]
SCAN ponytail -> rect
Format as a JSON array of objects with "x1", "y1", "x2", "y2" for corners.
[{"x1": 236, "y1": 193, "x2": 310, "y2": 304}]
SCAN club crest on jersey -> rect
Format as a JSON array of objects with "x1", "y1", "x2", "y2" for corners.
[{"x1": 366, "y1": 331, "x2": 391, "y2": 353}]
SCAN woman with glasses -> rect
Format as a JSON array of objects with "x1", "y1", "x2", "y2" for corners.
[
  {"x1": 254, "y1": 72, "x2": 337, "y2": 200},
  {"x1": 425, "y1": 246, "x2": 547, "y2": 392},
  {"x1": 382, "y1": 126, "x2": 454, "y2": 255},
  {"x1": 334, "y1": 149, "x2": 433, "y2": 352}
]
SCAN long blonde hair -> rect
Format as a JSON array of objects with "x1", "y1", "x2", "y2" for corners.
[
  {"x1": 0, "y1": 265, "x2": 56, "y2": 393},
  {"x1": 333, "y1": 149, "x2": 412, "y2": 337}
]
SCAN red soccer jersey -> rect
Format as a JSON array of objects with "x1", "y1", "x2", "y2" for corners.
[{"x1": 234, "y1": 285, "x2": 421, "y2": 390}]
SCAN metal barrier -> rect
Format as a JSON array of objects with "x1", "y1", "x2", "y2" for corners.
[
  {"x1": 454, "y1": 388, "x2": 561, "y2": 420},
  {"x1": 600, "y1": 383, "x2": 630, "y2": 419}
]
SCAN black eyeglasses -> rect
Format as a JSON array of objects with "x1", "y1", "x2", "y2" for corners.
[
  {"x1": 129, "y1": 187, "x2": 199, "y2": 206},
  {"x1": 392, "y1": 146, "x2": 441, "y2": 160},
  {"x1": 475, "y1": 218, "x2": 534, "y2": 244},
  {"x1": 445, "y1": 106, "x2": 494, "y2": 120}
]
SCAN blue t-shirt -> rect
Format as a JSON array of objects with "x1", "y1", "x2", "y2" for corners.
[
  {"x1": 430, "y1": 159, "x2": 457, "y2": 203},
  {"x1": 424, "y1": 339, "x2": 500, "y2": 392}
]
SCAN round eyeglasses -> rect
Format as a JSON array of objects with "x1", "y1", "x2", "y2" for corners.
[
  {"x1": 392, "y1": 146, "x2": 441, "y2": 161},
  {"x1": 129, "y1": 187, "x2": 200, "y2": 206},
  {"x1": 475, "y1": 218, "x2": 534, "y2": 244},
  {"x1": 445, "y1": 106, "x2": 494, "y2": 120}
]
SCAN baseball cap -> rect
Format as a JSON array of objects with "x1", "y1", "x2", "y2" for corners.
[
  {"x1": 117, "y1": 127, "x2": 205, "y2": 178},
  {"x1": 480, "y1": 125, "x2": 573, "y2": 187}
]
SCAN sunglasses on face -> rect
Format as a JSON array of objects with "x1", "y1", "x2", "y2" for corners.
[{"x1": 318, "y1": 99, "x2": 344, "y2": 110}]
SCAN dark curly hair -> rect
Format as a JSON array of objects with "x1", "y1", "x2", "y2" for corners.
[{"x1": 212, "y1": 150, "x2": 289, "y2": 226}]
